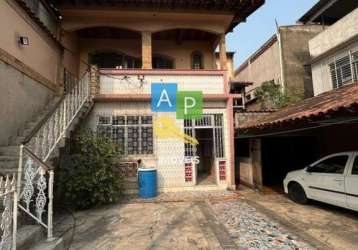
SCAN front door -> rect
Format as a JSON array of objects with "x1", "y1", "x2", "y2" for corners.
[
  {"x1": 346, "y1": 154, "x2": 358, "y2": 211},
  {"x1": 305, "y1": 154, "x2": 349, "y2": 207}
]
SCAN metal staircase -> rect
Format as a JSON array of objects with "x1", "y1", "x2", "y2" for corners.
[{"x1": 0, "y1": 71, "x2": 92, "y2": 249}]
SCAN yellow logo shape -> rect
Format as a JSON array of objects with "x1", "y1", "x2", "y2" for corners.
[{"x1": 154, "y1": 116, "x2": 199, "y2": 146}]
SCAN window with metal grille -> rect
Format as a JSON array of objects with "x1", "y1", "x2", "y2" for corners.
[
  {"x1": 352, "y1": 51, "x2": 358, "y2": 82},
  {"x1": 97, "y1": 115, "x2": 153, "y2": 155},
  {"x1": 329, "y1": 55, "x2": 353, "y2": 89}
]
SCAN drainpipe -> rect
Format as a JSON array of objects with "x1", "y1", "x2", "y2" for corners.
[{"x1": 276, "y1": 25, "x2": 286, "y2": 93}]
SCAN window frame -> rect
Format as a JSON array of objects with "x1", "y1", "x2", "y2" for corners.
[
  {"x1": 352, "y1": 155, "x2": 358, "y2": 175},
  {"x1": 329, "y1": 50, "x2": 358, "y2": 89},
  {"x1": 191, "y1": 51, "x2": 204, "y2": 70},
  {"x1": 307, "y1": 154, "x2": 349, "y2": 175},
  {"x1": 97, "y1": 115, "x2": 154, "y2": 156}
]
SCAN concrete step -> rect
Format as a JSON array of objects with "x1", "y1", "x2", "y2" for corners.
[
  {"x1": 0, "y1": 160, "x2": 18, "y2": 171},
  {"x1": 25, "y1": 122, "x2": 38, "y2": 130},
  {"x1": 0, "y1": 155, "x2": 19, "y2": 161},
  {"x1": 12, "y1": 136, "x2": 26, "y2": 145},
  {"x1": 31, "y1": 237, "x2": 64, "y2": 250},
  {"x1": 0, "y1": 146, "x2": 19, "y2": 156},
  {"x1": 18, "y1": 127, "x2": 34, "y2": 137},
  {"x1": 17, "y1": 225, "x2": 44, "y2": 250}
]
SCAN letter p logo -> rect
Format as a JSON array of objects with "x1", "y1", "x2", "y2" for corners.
[{"x1": 176, "y1": 91, "x2": 203, "y2": 119}]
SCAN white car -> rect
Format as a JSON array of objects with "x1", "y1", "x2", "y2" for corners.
[{"x1": 283, "y1": 152, "x2": 358, "y2": 212}]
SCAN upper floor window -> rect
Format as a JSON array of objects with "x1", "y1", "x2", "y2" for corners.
[
  {"x1": 191, "y1": 52, "x2": 203, "y2": 69},
  {"x1": 329, "y1": 54, "x2": 353, "y2": 89},
  {"x1": 352, "y1": 51, "x2": 358, "y2": 82},
  {"x1": 153, "y1": 55, "x2": 174, "y2": 69}
]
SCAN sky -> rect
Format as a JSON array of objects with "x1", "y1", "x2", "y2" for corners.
[{"x1": 227, "y1": 0, "x2": 319, "y2": 68}]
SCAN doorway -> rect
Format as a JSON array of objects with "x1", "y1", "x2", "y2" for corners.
[{"x1": 195, "y1": 128, "x2": 216, "y2": 185}]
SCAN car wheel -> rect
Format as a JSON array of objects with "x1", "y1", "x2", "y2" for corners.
[{"x1": 288, "y1": 182, "x2": 308, "y2": 204}]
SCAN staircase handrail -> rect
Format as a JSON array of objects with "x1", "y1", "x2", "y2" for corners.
[{"x1": 15, "y1": 70, "x2": 90, "y2": 242}]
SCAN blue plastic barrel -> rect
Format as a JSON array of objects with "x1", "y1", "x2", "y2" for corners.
[{"x1": 138, "y1": 168, "x2": 157, "y2": 198}]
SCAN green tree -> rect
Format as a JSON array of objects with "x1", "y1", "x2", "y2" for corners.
[
  {"x1": 58, "y1": 129, "x2": 124, "y2": 210},
  {"x1": 254, "y1": 80, "x2": 304, "y2": 110}
]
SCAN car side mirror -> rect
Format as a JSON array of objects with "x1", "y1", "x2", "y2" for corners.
[{"x1": 306, "y1": 166, "x2": 313, "y2": 173}]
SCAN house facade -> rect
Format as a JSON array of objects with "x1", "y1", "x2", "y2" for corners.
[
  {"x1": 0, "y1": 0, "x2": 265, "y2": 195},
  {"x1": 58, "y1": 0, "x2": 265, "y2": 192}
]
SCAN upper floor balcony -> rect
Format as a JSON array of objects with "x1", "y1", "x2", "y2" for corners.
[
  {"x1": 62, "y1": 26, "x2": 235, "y2": 99},
  {"x1": 96, "y1": 69, "x2": 229, "y2": 100},
  {"x1": 309, "y1": 8, "x2": 358, "y2": 59}
]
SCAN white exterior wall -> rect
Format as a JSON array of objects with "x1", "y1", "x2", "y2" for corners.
[
  {"x1": 311, "y1": 39, "x2": 358, "y2": 96},
  {"x1": 86, "y1": 102, "x2": 231, "y2": 192},
  {"x1": 310, "y1": 9, "x2": 358, "y2": 96},
  {"x1": 309, "y1": 9, "x2": 358, "y2": 59},
  {"x1": 99, "y1": 73, "x2": 225, "y2": 95}
]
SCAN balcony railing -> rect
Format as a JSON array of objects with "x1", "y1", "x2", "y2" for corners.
[{"x1": 99, "y1": 69, "x2": 227, "y2": 95}]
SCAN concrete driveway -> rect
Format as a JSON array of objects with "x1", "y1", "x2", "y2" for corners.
[
  {"x1": 56, "y1": 191, "x2": 316, "y2": 250},
  {"x1": 61, "y1": 201, "x2": 236, "y2": 250},
  {"x1": 238, "y1": 187, "x2": 358, "y2": 250},
  {"x1": 55, "y1": 189, "x2": 358, "y2": 249}
]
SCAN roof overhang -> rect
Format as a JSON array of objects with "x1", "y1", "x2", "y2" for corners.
[
  {"x1": 56, "y1": 0, "x2": 265, "y2": 33},
  {"x1": 298, "y1": 0, "x2": 358, "y2": 25},
  {"x1": 236, "y1": 83, "x2": 358, "y2": 138}
]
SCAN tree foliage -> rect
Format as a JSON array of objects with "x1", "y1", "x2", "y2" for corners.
[
  {"x1": 58, "y1": 129, "x2": 124, "y2": 210},
  {"x1": 254, "y1": 80, "x2": 304, "y2": 110}
]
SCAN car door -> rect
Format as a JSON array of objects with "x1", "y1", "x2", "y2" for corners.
[
  {"x1": 305, "y1": 153, "x2": 350, "y2": 207},
  {"x1": 345, "y1": 153, "x2": 358, "y2": 211}
]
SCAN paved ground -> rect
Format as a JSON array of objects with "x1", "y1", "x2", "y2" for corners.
[
  {"x1": 55, "y1": 189, "x2": 358, "y2": 250},
  {"x1": 60, "y1": 201, "x2": 233, "y2": 250},
  {"x1": 237, "y1": 187, "x2": 358, "y2": 250}
]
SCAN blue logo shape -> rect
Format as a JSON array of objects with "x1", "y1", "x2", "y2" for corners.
[{"x1": 151, "y1": 83, "x2": 177, "y2": 112}]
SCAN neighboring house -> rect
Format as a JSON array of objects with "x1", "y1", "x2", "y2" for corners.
[
  {"x1": 234, "y1": 25, "x2": 324, "y2": 110},
  {"x1": 234, "y1": 0, "x2": 358, "y2": 191},
  {"x1": 309, "y1": 8, "x2": 358, "y2": 96}
]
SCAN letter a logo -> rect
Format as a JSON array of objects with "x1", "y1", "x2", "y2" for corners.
[{"x1": 151, "y1": 83, "x2": 177, "y2": 112}]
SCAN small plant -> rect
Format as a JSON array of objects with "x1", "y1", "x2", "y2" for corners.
[
  {"x1": 58, "y1": 129, "x2": 124, "y2": 210},
  {"x1": 254, "y1": 80, "x2": 304, "y2": 110}
]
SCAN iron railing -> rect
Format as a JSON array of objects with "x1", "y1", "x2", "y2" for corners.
[
  {"x1": 15, "y1": 71, "x2": 90, "y2": 244},
  {"x1": 0, "y1": 175, "x2": 17, "y2": 250}
]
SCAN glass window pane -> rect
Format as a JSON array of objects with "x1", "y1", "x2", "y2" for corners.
[
  {"x1": 141, "y1": 127, "x2": 153, "y2": 154},
  {"x1": 112, "y1": 127, "x2": 125, "y2": 153},
  {"x1": 97, "y1": 125, "x2": 111, "y2": 138},
  {"x1": 112, "y1": 116, "x2": 125, "y2": 125},
  {"x1": 310, "y1": 155, "x2": 348, "y2": 174},
  {"x1": 98, "y1": 115, "x2": 111, "y2": 125},
  {"x1": 127, "y1": 116, "x2": 139, "y2": 125},
  {"x1": 352, "y1": 157, "x2": 358, "y2": 175},
  {"x1": 127, "y1": 127, "x2": 140, "y2": 155},
  {"x1": 141, "y1": 116, "x2": 153, "y2": 125}
]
